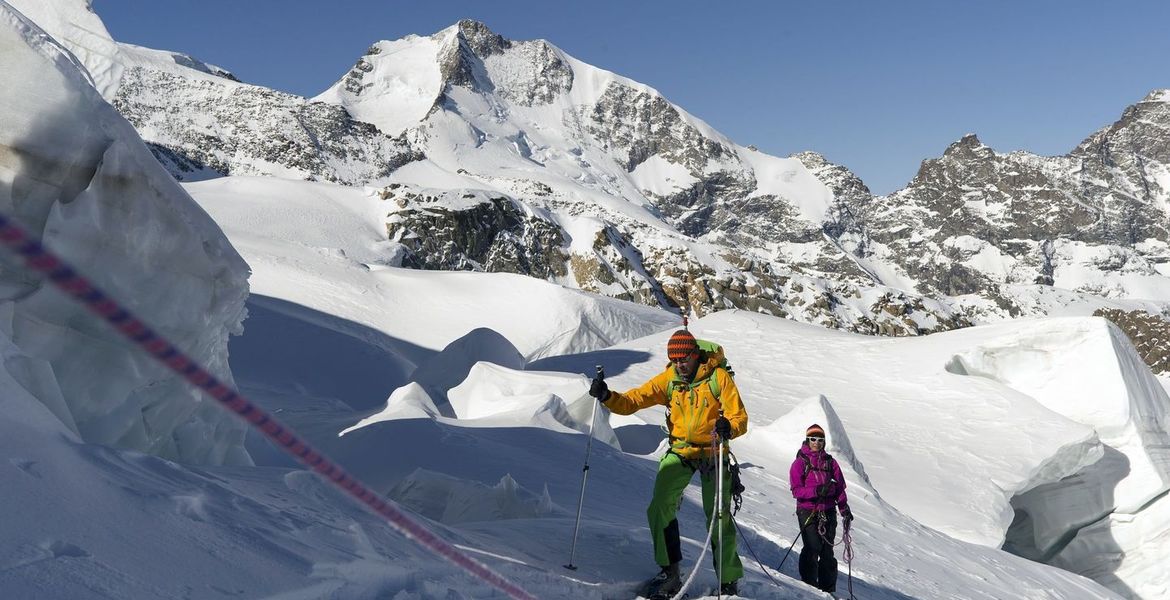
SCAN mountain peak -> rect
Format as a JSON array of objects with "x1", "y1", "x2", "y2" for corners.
[
  {"x1": 942, "y1": 133, "x2": 992, "y2": 159},
  {"x1": 1141, "y1": 89, "x2": 1170, "y2": 104},
  {"x1": 429, "y1": 19, "x2": 574, "y2": 106},
  {"x1": 445, "y1": 19, "x2": 511, "y2": 57}
]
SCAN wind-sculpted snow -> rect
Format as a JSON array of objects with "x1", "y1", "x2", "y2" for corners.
[
  {"x1": 958, "y1": 318, "x2": 1170, "y2": 599},
  {"x1": 0, "y1": 4, "x2": 250, "y2": 465},
  {"x1": 333, "y1": 312, "x2": 1136, "y2": 597},
  {"x1": 407, "y1": 327, "x2": 526, "y2": 411},
  {"x1": 445, "y1": 362, "x2": 620, "y2": 447}
]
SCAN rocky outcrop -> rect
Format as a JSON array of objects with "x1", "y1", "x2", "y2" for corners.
[
  {"x1": 435, "y1": 19, "x2": 572, "y2": 107},
  {"x1": 113, "y1": 67, "x2": 422, "y2": 183},
  {"x1": 1093, "y1": 308, "x2": 1170, "y2": 374},
  {"x1": 488, "y1": 39, "x2": 573, "y2": 106},
  {"x1": 587, "y1": 82, "x2": 733, "y2": 174},
  {"x1": 1070, "y1": 90, "x2": 1170, "y2": 245},
  {"x1": 382, "y1": 185, "x2": 568, "y2": 278}
]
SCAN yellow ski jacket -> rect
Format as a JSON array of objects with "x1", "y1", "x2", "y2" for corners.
[{"x1": 604, "y1": 353, "x2": 748, "y2": 460}]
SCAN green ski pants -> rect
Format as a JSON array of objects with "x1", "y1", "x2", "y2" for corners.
[{"x1": 646, "y1": 451, "x2": 743, "y2": 584}]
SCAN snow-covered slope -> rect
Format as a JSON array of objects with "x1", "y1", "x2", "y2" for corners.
[{"x1": 0, "y1": 1, "x2": 250, "y2": 465}]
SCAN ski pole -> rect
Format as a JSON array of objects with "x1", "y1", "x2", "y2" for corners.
[
  {"x1": 715, "y1": 429, "x2": 726, "y2": 598},
  {"x1": 713, "y1": 411, "x2": 730, "y2": 597},
  {"x1": 777, "y1": 511, "x2": 816, "y2": 571},
  {"x1": 564, "y1": 365, "x2": 604, "y2": 570}
]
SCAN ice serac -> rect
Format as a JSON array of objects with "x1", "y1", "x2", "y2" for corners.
[
  {"x1": 0, "y1": 4, "x2": 250, "y2": 465},
  {"x1": 953, "y1": 318, "x2": 1170, "y2": 599}
]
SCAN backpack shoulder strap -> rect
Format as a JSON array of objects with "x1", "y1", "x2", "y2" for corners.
[
  {"x1": 707, "y1": 366, "x2": 723, "y2": 400},
  {"x1": 798, "y1": 451, "x2": 812, "y2": 483}
]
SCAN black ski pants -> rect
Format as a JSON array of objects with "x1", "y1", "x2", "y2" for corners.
[{"x1": 797, "y1": 508, "x2": 838, "y2": 593}]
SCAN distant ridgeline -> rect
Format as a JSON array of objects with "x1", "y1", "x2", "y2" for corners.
[{"x1": 95, "y1": 19, "x2": 1170, "y2": 367}]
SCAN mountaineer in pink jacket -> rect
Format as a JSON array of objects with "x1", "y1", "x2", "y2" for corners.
[{"x1": 788, "y1": 423, "x2": 853, "y2": 594}]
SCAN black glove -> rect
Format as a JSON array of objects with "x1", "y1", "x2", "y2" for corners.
[
  {"x1": 841, "y1": 507, "x2": 854, "y2": 524},
  {"x1": 715, "y1": 416, "x2": 732, "y2": 440},
  {"x1": 588, "y1": 376, "x2": 609, "y2": 402},
  {"x1": 815, "y1": 483, "x2": 834, "y2": 498}
]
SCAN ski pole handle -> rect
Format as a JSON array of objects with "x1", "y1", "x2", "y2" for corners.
[{"x1": 595, "y1": 365, "x2": 605, "y2": 380}]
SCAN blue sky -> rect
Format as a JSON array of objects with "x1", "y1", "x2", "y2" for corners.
[{"x1": 94, "y1": 1, "x2": 1170, "y2": 195}]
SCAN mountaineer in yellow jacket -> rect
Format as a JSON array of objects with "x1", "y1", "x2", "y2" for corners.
[{"x1": 588, "y1": 329, "x2": 748, "y2": 598}]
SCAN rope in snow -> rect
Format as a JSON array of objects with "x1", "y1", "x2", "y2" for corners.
[
  {"x1": 672, "y1": 458, "x2": 719, "y2": 600},
  {"x1": 0, "y1": 213, "x2": 538, "y2": 600},
  {"x1": 729, "y1": 516, "x2": 785, "y2": 588},
  {"x1": 842, "y1": 519, "x2": 857, "y2": 599}
]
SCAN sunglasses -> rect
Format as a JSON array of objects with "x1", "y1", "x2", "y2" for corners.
[
  {"x1": 670, "y1": 352, "x2": 699, "y2": 364},
  {"x1": 806, "y1": 437, "x2": 825, "y2": 443}
]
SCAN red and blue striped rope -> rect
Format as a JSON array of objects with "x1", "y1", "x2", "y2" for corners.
[{"x1": 0, "y1": 212, "x2": 537, "y2": 600}]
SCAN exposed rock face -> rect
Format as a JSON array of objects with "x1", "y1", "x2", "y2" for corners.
[
  {"x1": 112, "y1": 67, "x2": 422, "y2": 183},
  {"x1": 436, "y1": 19, "x2": 572, "y2": 107},
  {"x1": 437, "y1": 21, "x2": 500, "y2": 92},
  {"x1": 570, "y1": 227, "x2": 664, "y2": 306},
  {"x1": 1093, "y1": 308, "x2": 1170, "y2": 374},
  {"x1": 884, "y1": 135, "x2": 1097, "y2": 243},
  {"x1": 1070, "y1": 91, "x2": 1170, "y2": 244},
  {"x1": 341, "y1": 45, "x2": 381, "y2": 96},
  {"x1": 489, "y1": 39, "x2": 573, "y2": 106},
  {"x1": 382, "y1": 185, "x2": 568, "y2": 279},
  {"x1": 587, "y1": 82, "x2": 733, "y2": 174}
]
